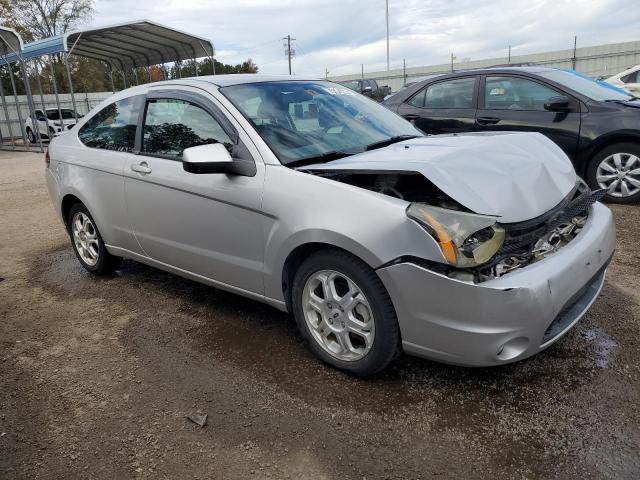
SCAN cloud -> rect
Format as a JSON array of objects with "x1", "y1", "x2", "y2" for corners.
[{"x1": 93, "y1": 0, "x2": 640, "y2": 77}]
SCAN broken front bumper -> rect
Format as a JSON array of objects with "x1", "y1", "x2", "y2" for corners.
[{"x1": 377, "y1": 202, "x2": 616, "y2": 367}]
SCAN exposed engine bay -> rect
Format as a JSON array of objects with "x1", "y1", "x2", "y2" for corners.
[
  {"x1": 308, "y1": 170, "x2": 470, "y2": 210},
  {"x1": 307, "y1": 169, "x2": 604, "y2": 283}
]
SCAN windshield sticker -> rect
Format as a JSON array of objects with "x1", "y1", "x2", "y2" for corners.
[{"x1": 322, "y1": 87, "x2": 356, "y2": 96}]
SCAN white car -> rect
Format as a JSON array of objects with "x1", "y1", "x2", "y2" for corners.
[
  {"x1": 25, "y1": 108, "x2": 81, "y2": 143},
  {"x1": 606, "y1": 65, "x2": 640, "y2": 95}
]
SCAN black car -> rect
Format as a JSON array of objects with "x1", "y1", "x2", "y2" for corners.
[
  {"x1": 339, "y1": 79, "x2": 392, "y2": 102},
  {"x1": 384, "y1": 67, "x2": 640, "y2": 203}
]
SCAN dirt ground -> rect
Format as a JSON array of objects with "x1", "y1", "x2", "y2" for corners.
[{"x1": 0, "y1": 151, "x2": 638, "y2": 479}]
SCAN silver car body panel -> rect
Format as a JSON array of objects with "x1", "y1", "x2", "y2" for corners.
[
  {"x1": 45, "y1": 76, "x2": 615, "y2": 367},
  {"x1": 378, "y1": 202, "x2": 615, "y2": 366},
  {"x1": 303, "y1": 132, "x2": 577, "y2": 223}
]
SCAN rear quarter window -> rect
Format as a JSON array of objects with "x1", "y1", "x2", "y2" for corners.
[{"x1": 78, "y1": 95, "x2": 143, "y2": 152}]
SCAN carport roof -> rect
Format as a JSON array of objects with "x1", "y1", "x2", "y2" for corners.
[
  {"x1": 0, "y1": 26, "x2": 24, "y2": 58},
  {"x1": 0, "y1": 20, "x2": 214, "y2": 69}
]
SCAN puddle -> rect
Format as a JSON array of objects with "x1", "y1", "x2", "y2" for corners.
[{"x1": 580, "y1": 328, "x2": 618, "y2": 368}]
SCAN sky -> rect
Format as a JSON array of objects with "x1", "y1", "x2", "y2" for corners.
[{"x1": 92, "y1": 0, "x2": 640, "y2": 77}]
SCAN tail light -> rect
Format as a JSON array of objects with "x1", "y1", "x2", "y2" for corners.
[{"x1": 45, "y1": 148, "x2": 50, "y2": 168}]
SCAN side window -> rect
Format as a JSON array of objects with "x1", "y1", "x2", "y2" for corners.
[
  {"x1": 409, "y1": 88, "x2": 426, "y2": 107},
  {"x1": 79, "y1": 96, "x2": 141, "y2": 152},
  {"x1": 621, "y1": 71, "x2": 640, "y2": 84},
  {"x1": 420, "y1": 78, "x2": 476, "y2": 109},
  {"x1": 142, "y1": 98, "x2": 232, "y2": 158},
  {"x1": 485, "y1": 76, "x2": 562, "y2": 111}
]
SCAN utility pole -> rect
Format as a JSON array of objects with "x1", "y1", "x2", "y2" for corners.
[
  {"x1": 361, "y1": 63, "x2": 364, "y2": 79},
  {"x1": 385, "y1": 0, "x2": 390, "y2": 71},
  {"x1": 403, "y1": 58, "x2": 406, "y2": 85},
  {"x1": 508, "y1": 45, "x2": 511, "y2": 63},
  {"x1": 572, "y1": 35, "x2": 577, "y2": 70},
  {"x1": 325, "y1": 67, "x2": 329, "y2": 79},
  {"x1": 283, "y1": 35, "x2": 296, "y2": 75},
  {"x1": 450, "y1": 52, "x2": 456, "y2": 72}
]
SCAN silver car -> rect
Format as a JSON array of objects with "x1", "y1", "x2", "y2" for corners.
[{"x1": 45, "y1": 75, "x2": 616, "y2": 376}]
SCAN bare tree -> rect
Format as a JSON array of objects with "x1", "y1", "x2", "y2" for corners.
[{"x1": 2, "y1": 0, "x2": 94, "y2": 41}]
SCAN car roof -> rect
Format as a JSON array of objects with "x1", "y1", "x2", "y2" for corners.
[{"x1": 160, "y1": 74, "x2": 323, "y2": 88}]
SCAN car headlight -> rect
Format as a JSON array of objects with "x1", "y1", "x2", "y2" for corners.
[{"x1": 406, "y1": 203, "x2": 505, "y2": 268}]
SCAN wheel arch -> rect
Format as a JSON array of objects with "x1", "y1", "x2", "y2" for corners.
[
  {"x1": 61, "y1": 192, "x2": 89, "y2": 232},
  {"x1": 582, "y1": 132, "x2": 640, "y2": 176},
  {"x1": 278, "y1": 237, "x2": 380, "y2": 313}
]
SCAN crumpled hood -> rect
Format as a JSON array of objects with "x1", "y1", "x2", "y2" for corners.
[{"x1": 303, "y1": 132, "x2": 577, "y2": 223}]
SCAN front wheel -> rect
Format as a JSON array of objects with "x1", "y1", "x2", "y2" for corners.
[
  {"x1": 291, "y1": 249, "x2": 401, "y2": 377},
  {"x1": 26, "y1": 128, "x2": 36, "y2": 143},
  {"x1": 587, "y1": 142, "x2": 640, "y2": 203}
]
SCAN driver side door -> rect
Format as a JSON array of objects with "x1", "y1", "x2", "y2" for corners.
[{"x1": 123, "y1": 87, "x2": 267, "y2": 294}]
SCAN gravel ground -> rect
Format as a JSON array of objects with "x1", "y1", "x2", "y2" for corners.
[{"x1": 1, "y1": 151, "x2": 639, "y2": 479}]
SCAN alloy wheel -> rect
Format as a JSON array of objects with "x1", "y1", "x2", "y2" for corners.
[
  {"x1": 596, "y1": 152, "x2": 640, "y2": 198},
  {"x1": 71, "y1": 212, "x2": 100, "y2": 266},
  {"x1": 302, "y1": 270, "x2": 375, "y2": 362}
]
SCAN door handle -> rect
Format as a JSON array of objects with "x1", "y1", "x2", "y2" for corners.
[
  {"x1": 131, "y1": 162, "x2": 152, "y2": 174},
  {"x1": 404, "y1": 114, "x2": 419, "y2": 120},
  {"x1": 476, "y1": 116, "x2": 501, "y2": 125}
]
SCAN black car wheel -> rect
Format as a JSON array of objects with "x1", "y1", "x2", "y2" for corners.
[
  {"x1": 291, "y1": 248, "x2": 401, "y2": 377},
  {"x1": 587, "y1": 142, "x2": 640, "y2": 204},
  {"x1": 26, "y1": 128, "x2": 36, "y2": 143}
]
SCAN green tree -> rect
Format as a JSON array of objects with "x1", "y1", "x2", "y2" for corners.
[{"x1": 2, "y1": 0, "x2": 94, "y2": 42}]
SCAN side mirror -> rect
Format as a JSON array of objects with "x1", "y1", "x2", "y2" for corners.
[
  {"x1": 362, "y1": 86, "x2": 373, "y2": 94},
  {"x1": 182, "y1": 143, "x2": 255, "y2": 176},
  {"x1": 544, "y1": 96, "x2": 572, "y2": 112}
]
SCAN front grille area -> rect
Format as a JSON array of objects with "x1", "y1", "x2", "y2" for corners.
[
  {"x1": 474, "y1": 182, "x2": 606, "y2": 281},
  {"x1": 541, "y1": 264, "x2": 608, "y2": 345},
  {"x1": 497, "y1": 186, "x2": 605, "y2": 259}
]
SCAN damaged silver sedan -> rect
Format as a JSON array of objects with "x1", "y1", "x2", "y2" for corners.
[{"x1": 45, "y1": 76, "x2": 616, "y2": 376}]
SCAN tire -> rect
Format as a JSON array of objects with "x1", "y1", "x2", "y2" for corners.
[
  {"x1": 586, "y1": 142, "x2": 640, "y2": 204},
  {"x1": 26, "y1": 128, "x2": 36, "y2": 143},
  {"x1": 67, "y1": 203, "x2": 122, "y2": 275},
  {"x1": 291, "y1": 249, "x2": 401, "y2": 377},
  {"x1": 49, "y1": 127, "x2": 56, "y2": 140}
]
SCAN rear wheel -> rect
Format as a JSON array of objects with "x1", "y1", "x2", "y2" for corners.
[
  {"x1": 291, "y1": 249, "x2": 401, "y2": 376},
  {"x1": 587, "y1": 142, "x2": 640, "y2": 203},
  {"x1": 26, "y1": 128, "x2": 36, "y2": 143},
  {"x1": 67, "y1": 203, "x2": 122, "y2": 275}
]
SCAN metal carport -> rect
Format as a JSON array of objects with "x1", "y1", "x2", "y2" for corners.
[
  {"x1": 0, "y1": 20, "x2": 215, "y2": 152},
  {"x1": 0, "y1": 26, "x2": 43, "y2": 151}
]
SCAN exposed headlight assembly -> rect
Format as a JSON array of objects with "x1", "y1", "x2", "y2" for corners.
[{"x1": 406, "y1": 203, "x2": 505, "y2": 268}]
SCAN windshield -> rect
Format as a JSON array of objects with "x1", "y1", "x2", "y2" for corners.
[
  {"x1": 538, "y1": 69, "x2": 634, "y2": 101},
  {"x1": 221, "y1": 81, "x2": 421, "y2": 165},
  {"x1": 46, "y1": 109, "x2": 78, "y2": 120}
]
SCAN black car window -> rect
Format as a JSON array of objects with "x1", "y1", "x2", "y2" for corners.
[
  {"x1": 78, "y1": 96, "x2": 142, "y2": 152},
  {"x1": 484, "y1": 76, "x2": 561, "y2": 111},
  {"x1": 621, "y1": 71, "x2": 640, "y2": 84},
  {"x1": 142, "y1": 98, "x2": 232, "y2": 158},
  {"x1": 411, "y1": 78, "x2": 475, "y2": 109},
  {"x1": 341, "y1": 80, "x2": 360, "y2": 91},
  {"x1": 409, "y1": 88, "x2": 426, "y2": 107}
]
